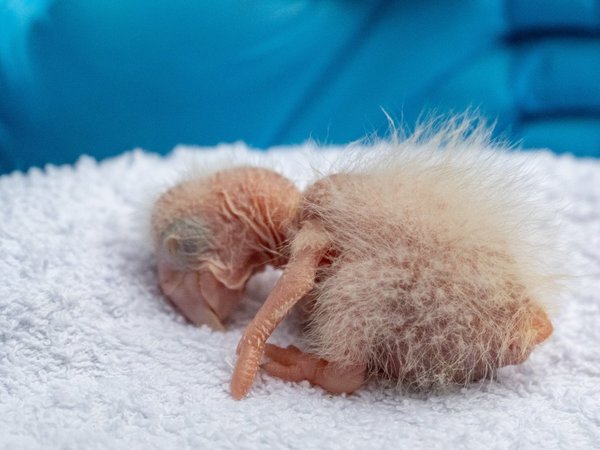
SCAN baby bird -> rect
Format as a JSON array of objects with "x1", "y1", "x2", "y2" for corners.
[{"x1": 151, "y1": 124, "x2": 555, "y2": 400}]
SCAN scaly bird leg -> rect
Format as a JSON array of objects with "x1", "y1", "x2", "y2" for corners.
[
  {"x1": 230, "y1": 221, "x2": 328, "y2": 399},
  {"x1": 262, "y1": 344, "x2": 367, "y2": 395}
]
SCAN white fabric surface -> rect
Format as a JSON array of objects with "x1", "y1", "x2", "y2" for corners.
[{"x1": 1, "y1": 144, "x2": 599, "y2": 449}]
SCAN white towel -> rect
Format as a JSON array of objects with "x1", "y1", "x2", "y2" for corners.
[{"x1": 1, "y1": 144, "x2": 599, "y2": 449}]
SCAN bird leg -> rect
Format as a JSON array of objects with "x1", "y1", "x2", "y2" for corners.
[
  {"x1": 262, "y1": 344, "x2": 367, "y2": 395},
  {"x1": 230, "y1": 220, "x2": 328, "y2": 399}
]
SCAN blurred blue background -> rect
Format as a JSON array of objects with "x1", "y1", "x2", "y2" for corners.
[{"x1": 1, "y1": 0, "x2": 599, "y2": 173}]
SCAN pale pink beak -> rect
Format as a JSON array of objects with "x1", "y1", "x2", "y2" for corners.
[{"x1": 158, "y1": 261, "x2": 242, "y2": 330}]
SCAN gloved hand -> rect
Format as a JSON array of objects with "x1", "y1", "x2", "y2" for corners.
[{"x1": 1, "y1": 0, "x2": 599, "y2": 173}]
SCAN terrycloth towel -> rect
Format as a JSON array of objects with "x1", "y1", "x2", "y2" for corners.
[{"x1": 1, "y1": 144, "x2": 599, "y2": 449}]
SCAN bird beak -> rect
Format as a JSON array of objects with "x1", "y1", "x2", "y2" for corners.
[{"x1": 158, "y1": 261, "x2": 231, "y2": 331}]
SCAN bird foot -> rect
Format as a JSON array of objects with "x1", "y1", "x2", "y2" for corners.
[{"x1": 262, "y1": 344, "x2": 367, "y2": 395}]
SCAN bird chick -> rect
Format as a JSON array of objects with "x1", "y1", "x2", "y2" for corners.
[{"x1": 151, "y1": 124, "x2": 556, "y2": 400}]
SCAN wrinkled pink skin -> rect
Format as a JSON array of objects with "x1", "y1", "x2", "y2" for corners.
[
  {"x1": 151, "y1": 167, "x2": 553, "y2": 400},
  {"x1": 157, "y1": 261, "x2": 243, "y2": 331},
  {"x1": 152, "y1": 167, "x2": 296, "y2": 329}
]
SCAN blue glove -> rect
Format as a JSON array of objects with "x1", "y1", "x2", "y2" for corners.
[{"x1": 1, "y1": 0, "x2": 599, "y2": 173}]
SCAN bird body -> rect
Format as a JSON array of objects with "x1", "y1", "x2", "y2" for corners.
[
  {"x1": 299, "y1": 146, "x2": 553, "y2": 389},
  {"x1": 151, "y1": 121, "x2": 556, "y2": 398}
]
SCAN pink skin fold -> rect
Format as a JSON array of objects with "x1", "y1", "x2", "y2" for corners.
[{"x1": 158, "y1": 260, "x2": 243, "y2": 330}]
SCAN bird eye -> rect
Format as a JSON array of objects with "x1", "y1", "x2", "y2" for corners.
[{"x1": 162, "y1": 218, "x2": 212, "y2": 268}]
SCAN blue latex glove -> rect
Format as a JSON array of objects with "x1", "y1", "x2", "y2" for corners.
[{"x1": 1, "y1": 0, "x2": 599, "y2": 173}]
